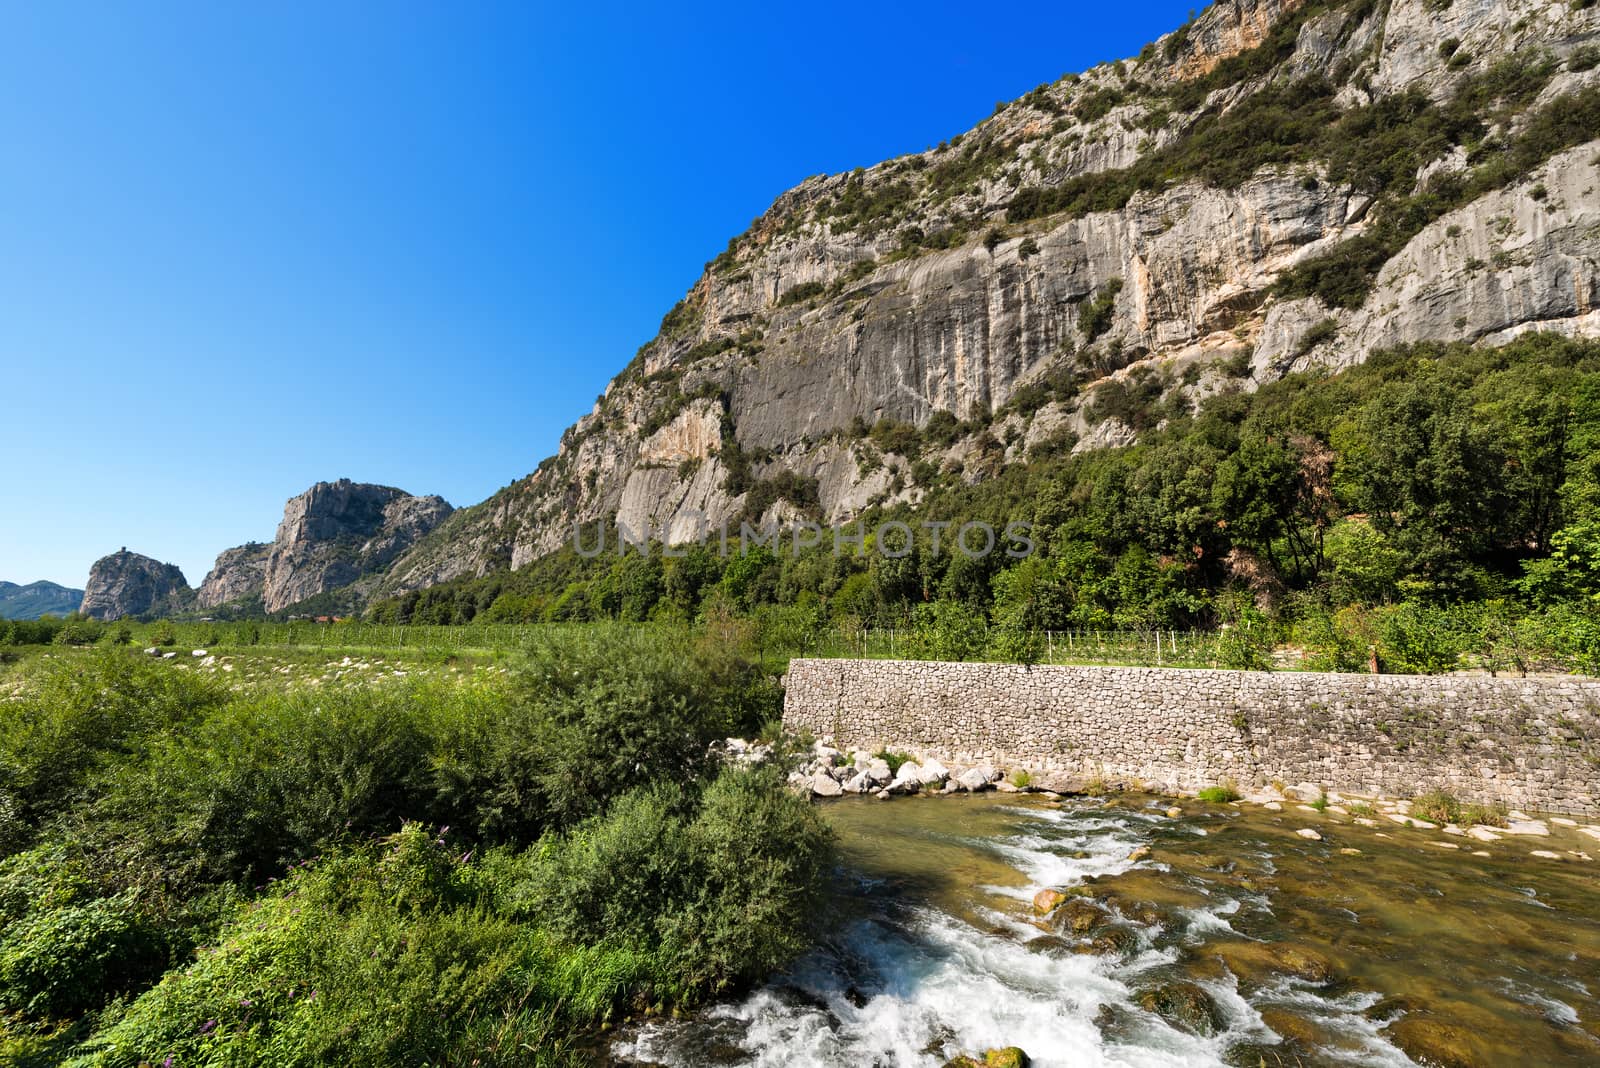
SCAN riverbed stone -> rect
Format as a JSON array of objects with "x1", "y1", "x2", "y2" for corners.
[
  {"x1": 842, "y1": 771, "x2": 873, "y2": 794},
  {"x1": 1296, "y1": 828, "x2": 1323, "y2": 841},
  {"x1": 810, "y1": 772, "x2": 843, "y2": 798},
  {"x1": 1258, "y1": 1007, "x2": 1326, "y2": 1048},
  {"x1": 1208, "y1": 940, "x2": 1336, "y2": 985},
  {"x1": 983, "y1": 1048, "x2": 1030, "y2": 1068},
  {"x1": 956, "y1": 767, "x2": 993, "y2": 791},
  {"x1": 1032, "y1": 888, "x2": 1067, "y2": 914},
  {"x1": 890, "y1": 763, "x2": 923, "y2": 794},
  {"x1": 1384, "y1": 1014, "x2": 1486, "y2": 1068},
  {"x1": 1136, "y1": 982, "x2": 1223, "y2": 1037},
  {"x1": 1052, "y1": 898, "x2": 1110, "y2": 935},
  {"x1": 1077, "y1": 923, "x2": 1141, "y2": 958}
]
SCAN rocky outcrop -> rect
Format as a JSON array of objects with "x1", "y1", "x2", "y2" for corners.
[
  {"x1": 261, "y1": 480, "x2": 453, "y2": 613},
  {"x1": 195, "y1": 543, "x2": 271, "y2": 609},
  {"x1": 79, "y1": 551, "x2": 191, "y2": 621}
]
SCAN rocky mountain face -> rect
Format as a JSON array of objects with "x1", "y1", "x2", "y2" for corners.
[
  {"x1": 195, "y1": 543, "x2": 270, "y2": 610},
  {"x1": 0, "y1": 581, "x2": 84, "y2": 620},
  {"x1": 254, "y1": 480, "x2": 453, "y2": 613},
  {"x1": 79, "y1": 551, "x2": 191, "y2": 621},
  {"x1": 373, "y1": 0, "x2": 1600, "y2": 598},
  {"x1": 100, "y1": 481, "x2": 454, "y2": 619}
]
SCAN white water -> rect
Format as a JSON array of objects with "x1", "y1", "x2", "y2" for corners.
[{"x1": 613, "y1": 802, "x2": 1422, "y2": 1067}]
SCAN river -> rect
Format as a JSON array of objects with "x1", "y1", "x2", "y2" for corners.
[{"x1": 613, "y1": 793, "x2": 1600, "y2": 1067}]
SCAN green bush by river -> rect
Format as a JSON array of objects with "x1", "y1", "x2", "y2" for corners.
[{"x1": 0, "y1": 629, "x2": 832, "y2": 1066}]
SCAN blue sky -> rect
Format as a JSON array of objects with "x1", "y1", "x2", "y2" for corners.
[{"x1": 2, "y1": 1, "x2": 1197, "y2": 588}]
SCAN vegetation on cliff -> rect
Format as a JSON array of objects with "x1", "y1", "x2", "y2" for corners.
[{"x1": 369, "y1": 334, "x2": 1600, "y2": 674}]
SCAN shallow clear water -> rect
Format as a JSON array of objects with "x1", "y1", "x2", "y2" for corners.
[{"x1": 612, "y1": 795, "x2": 1600, "y2": 1067}]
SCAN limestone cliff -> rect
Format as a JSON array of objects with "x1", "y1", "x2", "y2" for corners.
[
  {"x1": 79, "y1": 551, "x2": 191, "y2": 621},
  {"x1": 259, "y1": 480, "x2": 453, "y2": 613},
  {"x1": 374, "y1": 0, "x2": 1600, "y2": 596},
  {"x1": 195, "y1": 543, "x2": 270, "y2": 610},
  {"x1": 104, "y1": 481, "x2": 454, "y2": 619}
]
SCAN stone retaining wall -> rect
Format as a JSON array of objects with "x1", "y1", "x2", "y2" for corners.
[{"x1": 781, "y1": 659, "x2": 1600, "y2": 815}]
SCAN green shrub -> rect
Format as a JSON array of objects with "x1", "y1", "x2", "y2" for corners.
[
  {"x1": 0, "y1": 847, "x2": 169, "y2": 1021},
  {"x1": 505, "y1": 766, "x2": 835, "y2": 1002},
  {"x1": 0, "y1": 633, "x2": 826, "y2": 1062},
  {"x1": 0, "y1": 890, "x2": 164, "y2": 1020},
  {"x1": 51, "y1": 621, "x2": 104, "y2": 647},
  {"x1": 82, "y1": 825, "x2": 584, "y2": 1068},
  {"x1": 1077, "y1": 278, "x2": 1123, "y2": 342},
  {"x1": 1085, "y1": 368, "x2": 1164, "y2": 429},
  {"x1": 86, "y1": 774, "x2": 831, "y2": 1066},
  {"x1": 1294, "y1": 606, "x2": 1373, "y2": 673},
  {"x1": 1460, "y1": 801, "x2": 1509, "y2": 828},
  {"x1": 497, "y1": 628, "x2": 780, "y2": 828},
  {"x1": 1196, "y1": 781, "x2": 1241, "y2": 803},
  {"x1": 1378, "y1": 603, "x2": 1470, "y2": 674},
  {"x1": 873, "y1": 750, "x2": 913, "y2": 775},
  {"x1": 102, "y1": 680, "x2": 446, "y2": 888},
  {"x1": 1295, "y1": 317, "x2": 1339, "y2": 358},
  {"x1": 776, "y1": 280, "x2": 827, "y2": 307},
  {"x1": 1216, "y1": 596, "x2": 1274, "y2": 671},
  {"x1": 1411, "y1": 789, "x2": 1462, "y2": 825},
  {"x1": 904, "y1": 602, "x2": 988, "y2": 662},
  {"x1": 986, "y1": 621, "x2": 1043, "y2": 665},
  {"x1": 0, "y1": 655, "x2": 227, "y2": 849}
]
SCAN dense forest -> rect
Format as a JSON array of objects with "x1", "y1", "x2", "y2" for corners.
[{"x1": 369, "y1": 335, "x2": 1600, "y2": 672}]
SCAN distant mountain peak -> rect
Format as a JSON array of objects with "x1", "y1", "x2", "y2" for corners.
[{"x1": 0, "y1": 579, "x2": 85, "y2": 621}]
